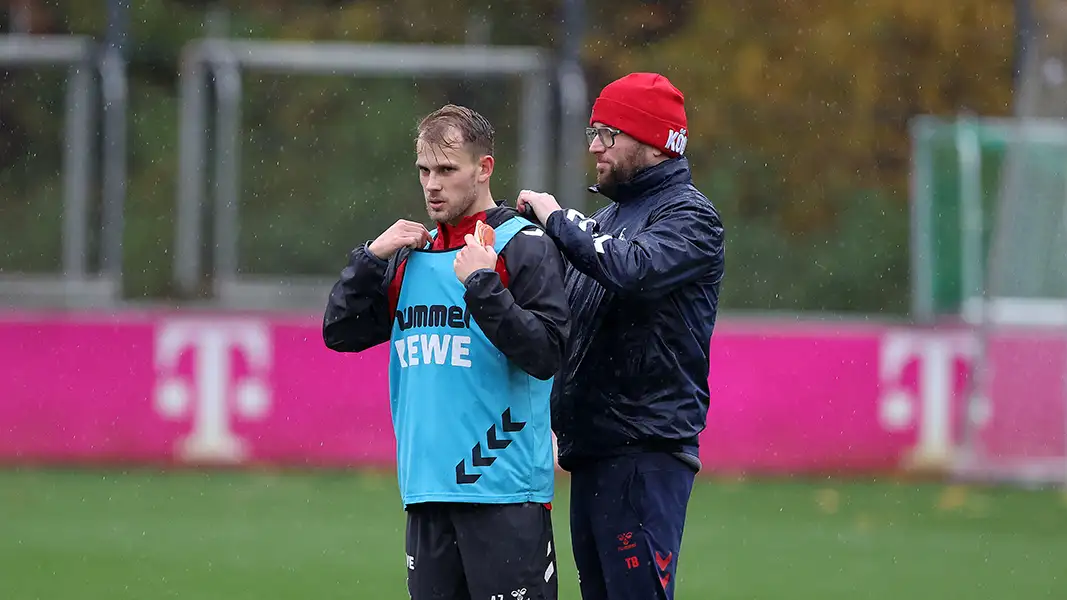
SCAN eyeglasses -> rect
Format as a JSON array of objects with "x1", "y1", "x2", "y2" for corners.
[{"x1": 585, "y1": 126, "x2": 622, "y2": 148}]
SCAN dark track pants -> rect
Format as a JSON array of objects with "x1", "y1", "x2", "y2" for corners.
[{"x1": 569, "y1": 453, "x2": 696, "y2": 600}]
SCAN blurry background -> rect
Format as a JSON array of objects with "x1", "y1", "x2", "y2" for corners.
[
  {"x1": 3, "y1": 1, "x2": 1067, "y2": 599},
  {"x1": 0, "y1": 0, "x2": 1019, "y2": 314}
]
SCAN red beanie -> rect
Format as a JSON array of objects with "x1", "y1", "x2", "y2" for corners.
[{"x1": 589, "y1": 72, "x2": 689, "y2": 157}]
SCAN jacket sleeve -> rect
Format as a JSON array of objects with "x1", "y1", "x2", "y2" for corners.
[
  {"x1": 462, "y1": 228, "x2": 571, "y2": 380},
  {"x1": 544, "y1": 197, "x2": 724, "y2": 297},
  {"x1": 322, "y1": 243, "x2": 393, "y2": 352}
]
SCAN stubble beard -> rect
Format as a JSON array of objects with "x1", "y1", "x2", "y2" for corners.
[
  {"x1": 427, "y1": 174, "x2": 479, "y2": 225},
  {"x1": 597, "y1": 146, "x2": 645, "y2": 197}
]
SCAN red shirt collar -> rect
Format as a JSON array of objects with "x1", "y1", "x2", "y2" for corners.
[{"x1": 433, "y1": 211, "x2": 488, "y2": 250}]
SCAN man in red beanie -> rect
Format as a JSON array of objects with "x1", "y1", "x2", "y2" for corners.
[{"x1": 517, "y1": 72, "x2": 725, "y2": 600}]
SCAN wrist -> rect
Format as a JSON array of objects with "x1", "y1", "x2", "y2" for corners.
[
  {"x1": 463, "y1": 268, "x2": 496, "y2": 287},
  {"x1": 366, "y1": 241, "x2": 390, "y2": 261},
  {"x1": 545, "y1": 208, "x2": 565, "y2": 230}
]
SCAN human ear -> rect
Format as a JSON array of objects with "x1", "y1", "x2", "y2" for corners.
[{"x1": 478, "y1": 154, "x2": 494, "y2": 183}]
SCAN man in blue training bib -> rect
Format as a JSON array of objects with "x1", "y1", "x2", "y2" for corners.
[{"x1": 323, "y1": 104, "x2": 570, "y2": 600}]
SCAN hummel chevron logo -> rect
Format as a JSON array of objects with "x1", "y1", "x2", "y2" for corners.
[
  {"x1": 502, "y1": 408, "x2": 526, "y2": 432},
  {"x1": 455, "y1": 408, "x2": 528, "y2": 485},
  {"x1": 486, "y1": 425, "x2": 511, "y2": 450},
  {"x1": 471, "y1": 442, "x2": 496, "y2": 467},
  {"x1": 455, "y1": 460, "x2": 480, "y2": 484}
]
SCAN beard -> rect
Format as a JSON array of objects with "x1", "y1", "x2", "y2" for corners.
[
  {"x1": 596, "y1": 145, "x2": 645, "y2": 197},
  {"x1": 425, "y1": 172, "x2": 479, "y2": 224}
]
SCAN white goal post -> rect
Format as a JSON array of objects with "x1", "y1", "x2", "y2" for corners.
[{"x1": 173, "y1": 40, "x2": 576, "y2": 310}]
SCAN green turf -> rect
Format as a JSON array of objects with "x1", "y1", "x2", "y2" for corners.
[{"x1": 1, "y1": 468, "x2": 1065, "y2": 599}]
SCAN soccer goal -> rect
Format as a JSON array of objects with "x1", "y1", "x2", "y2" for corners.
[
  {"x1": 951, "y1": 17, "x2": 1067, "y2": 486},
  {"x1": 172, "y1": 39, "x2": 571, "y2": 310}
]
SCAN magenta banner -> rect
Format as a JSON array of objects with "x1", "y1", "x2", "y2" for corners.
[{"x1": 0, "y1": 310, "x2": 1059, "y2": 475}]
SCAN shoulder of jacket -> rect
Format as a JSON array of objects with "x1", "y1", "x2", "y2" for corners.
[
  {"x1": 498, "y1": 223, "x2": 557, "y2": 264},
  {"x1": 649, "y1": 183, "x2": 718, "y2": 216},
  {"x1": 502, "y1": 222, "x2": 554, "y2": 247},
  {"x1": 485, "y1": 205, "x2": 521, "y2": 227}
]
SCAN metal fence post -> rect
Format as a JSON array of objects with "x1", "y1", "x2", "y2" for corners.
[
  {"x1": 62, "y1": 59, "x2": 94, "y2": 281},
  {"x1": 211, "y1": 48, "x2": 243, "y2": 281},
  {"x1": 175, "y1": 44, "x2": 210, "y2": 297},
  {"x1": 100, "y1": 47, "x2": 128, "y2": 284}
]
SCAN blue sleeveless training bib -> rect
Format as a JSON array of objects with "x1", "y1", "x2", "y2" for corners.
[{"x1": 388, "y1": 215, "x2": 555, "y2": 506}]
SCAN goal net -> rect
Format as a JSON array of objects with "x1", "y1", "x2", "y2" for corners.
[{"x1": 954, "y1": 3, "x2": 1067, "y2": 486}]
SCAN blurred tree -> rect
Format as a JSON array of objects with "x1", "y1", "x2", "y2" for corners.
[
  {"x1": 591, "y1": 0, "x2": 1014, "y2": 228},
  {"x1": 577, "y1": 0, "x2": 1014, "y2": 312},
  {"x1": 0, "y1": 0, "x2": 1017, "y2": 314}
]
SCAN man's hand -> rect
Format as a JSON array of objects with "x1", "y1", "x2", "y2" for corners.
[
  {"x1": 516, "y1": 190, "x2": 563, "y2": 226},
  {"x1": 454, "y1": 234, "x2": 498, "y2": 284},
  {"x1": 368, "y1": 219, "x2": 432, "y2": 260}
]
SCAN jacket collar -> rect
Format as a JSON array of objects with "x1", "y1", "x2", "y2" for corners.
[
  {"x1": 588, "y1": 157, "x2": 693, "y2": 203},
  {"x1": 432, "y1": 202, "x2": 516, "y2": 249}
]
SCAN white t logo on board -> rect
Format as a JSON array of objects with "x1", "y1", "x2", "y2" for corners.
[
  {"x1": 154, "y1": 319, "x2": 272, "y2": 463},
  {"x1": 878, "y1": 331, "x2": 983, "y2": 468}
]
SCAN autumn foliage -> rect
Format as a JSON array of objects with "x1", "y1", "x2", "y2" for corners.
[{"x1": 0, "y1": 0, "x2": 1017, "y2": 313}]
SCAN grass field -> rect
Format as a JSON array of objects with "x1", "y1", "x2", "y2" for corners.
[{"x1": 2, "y1": 468, "x2": 1066, "y2": 599}]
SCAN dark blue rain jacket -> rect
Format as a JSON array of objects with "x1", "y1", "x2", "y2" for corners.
[{"x1": 544, "y1": 157, "x2": 725, "y2": 471}]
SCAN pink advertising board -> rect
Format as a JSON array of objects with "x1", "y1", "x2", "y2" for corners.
[{"x1": 0, "y1": 310, "x2": 1062, "y2": 475}]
